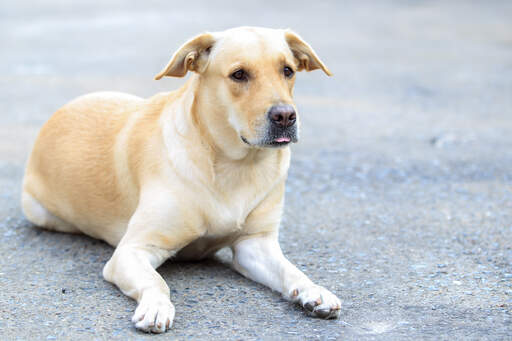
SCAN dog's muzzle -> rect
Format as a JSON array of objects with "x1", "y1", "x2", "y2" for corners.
[
  {"x1": 240, "y1": 105, "x2": 299, "y2": 147},
  {"x1": 264, "y1": 104, "x2": 298, "y2": 147}
]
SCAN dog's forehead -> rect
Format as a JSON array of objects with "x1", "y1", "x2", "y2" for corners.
[{"x1": 213, "y1": 27, "x2": 290, "y2": 61}]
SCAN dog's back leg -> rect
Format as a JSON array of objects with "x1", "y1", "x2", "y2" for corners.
[{"x1": 21, "y1": 191, "x2": 80, "y2": 233}]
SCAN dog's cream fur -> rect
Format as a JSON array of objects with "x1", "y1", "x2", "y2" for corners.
[{"x1": 21, "y1": 27, "x2": 340, "y2": 333}]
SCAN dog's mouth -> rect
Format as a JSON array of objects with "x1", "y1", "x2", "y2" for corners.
[
  {"x1": 241, "y1": 134, "x2": 297, "y2": 148},
  {"x1": 241, "y1": 136, "x2": 251, "y2": 145},
  {"x1": 267, "y1": 136, "x2": 292, "y2": 147},
  {"x1": 265, "y1": 124, "x2": 298, "y2": 147},
  {"x1": 274, "y1": 136, "x2": 291, "y2": 143}
]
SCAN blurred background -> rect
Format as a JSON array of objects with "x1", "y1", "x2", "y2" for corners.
[{"x1": 1, "y1": 1, "x2": 511, "y2": 340}]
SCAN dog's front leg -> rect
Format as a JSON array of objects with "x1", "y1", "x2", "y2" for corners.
[
  {"x1": 232, "y1": 183, "x2": 341, "y2": 318},
  {"x1": 103, "y1": 191, "x2": 202, "y2": 333},
  {"x1": 232, "y1": 233, "x2": 341, "y2": 319},
  {"x1": 103, "y1": 243, "x2": 175, "y2": 333}
]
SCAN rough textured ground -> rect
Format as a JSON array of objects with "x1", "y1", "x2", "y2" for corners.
[{"x1": 1, "y1": 1, "x2": 511, "y2": 340}]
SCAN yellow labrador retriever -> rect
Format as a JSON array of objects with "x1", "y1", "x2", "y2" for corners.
[{"x1": 21, "y1": 26, "x2": 340, "y2": 333}]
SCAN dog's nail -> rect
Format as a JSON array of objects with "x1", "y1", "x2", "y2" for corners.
[
  {"x1": 157, "y1": 322, "x2": 162, "y2": 329},
  {"x1": 166, "y1": 318, "x2": 170, "y2": 329},
  {"x1": 329, "y1": 309, "x2": 341, "y2": 319},
  {"x1": 291, "y1": 289, "x2": 298, "y2": 297},
  {"x1": 314, "y1": 308, "x2": 331, "y2": 318},
  {"x1": 315, "y1": 298, "x2": 322, "y2": 306},
  {"x1": 139, "y1": 315, "x2": 145, "y2": 321},
  {"x1": 304, "y1": 302, "x2": 315, "y2": 312}
]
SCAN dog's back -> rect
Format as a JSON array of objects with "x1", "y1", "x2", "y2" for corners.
[{"x1": 22, "y1": 92, "x2": 148, "y2": 245}]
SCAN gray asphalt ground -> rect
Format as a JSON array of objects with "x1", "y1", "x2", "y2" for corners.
[{"x1": 1, "y1": 1, "x2": 511, "y2": 340}]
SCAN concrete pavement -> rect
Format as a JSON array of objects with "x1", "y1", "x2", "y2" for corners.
[{"x1": 0, "y1": 1, "x2": 511, "y2": 340}]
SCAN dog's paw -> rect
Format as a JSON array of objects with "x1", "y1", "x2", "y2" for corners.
[
  {"x1": 289, "y1": 284, "x2": 341, "y2": 319},
  {"x1": 132, "y1": 292, "x2": 175, "y2": 333}
]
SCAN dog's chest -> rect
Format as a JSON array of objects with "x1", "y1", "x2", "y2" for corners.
[
  {"x1": 202, "y1": 157, "x2": 283, "y2": 236},
  {"x1": 205, "y1": 179, "x2": 270, "y2": 235}
]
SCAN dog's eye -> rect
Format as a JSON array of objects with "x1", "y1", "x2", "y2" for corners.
[
  {"x1": 283, "y1": 66, "x2": 294, "y2": 78},
  {"x1": 230, "y1": 69, "x2": 249, "y2": 82}
]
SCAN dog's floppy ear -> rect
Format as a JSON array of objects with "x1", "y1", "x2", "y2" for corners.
[
  {"x1": 284, "y1": 30, "x2": 332, "y2": 76},
  {"x1": 155, "y1": 33, "x2": 216, "y2": 80}
]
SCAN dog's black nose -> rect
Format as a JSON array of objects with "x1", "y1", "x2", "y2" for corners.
[{"x1": 268, "y1": 105, "x2": 296, "y2": 128}]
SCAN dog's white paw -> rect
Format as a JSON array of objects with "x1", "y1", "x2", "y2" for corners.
[
  {"x1": 131, "y1": 292, "x2": 175, "y2": 333},
  {"x1": 289, "y1": 284, "x2": 341, "y2": 319}
]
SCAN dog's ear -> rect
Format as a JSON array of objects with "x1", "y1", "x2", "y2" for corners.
[
  {"x1": 284, "y1": 30, "x2": 332, "y2": 76},
  {"x1": 155, "y1": 33, "x2": 216, "y2": 80}
]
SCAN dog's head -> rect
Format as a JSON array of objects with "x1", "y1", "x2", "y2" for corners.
[{"x1": 155, "y1": 27, "x2": 330, "y2": 149}]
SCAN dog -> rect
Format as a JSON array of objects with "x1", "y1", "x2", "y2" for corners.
[{"x1": 21, "y1": 26, "x2": 341, "y2": 333}]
